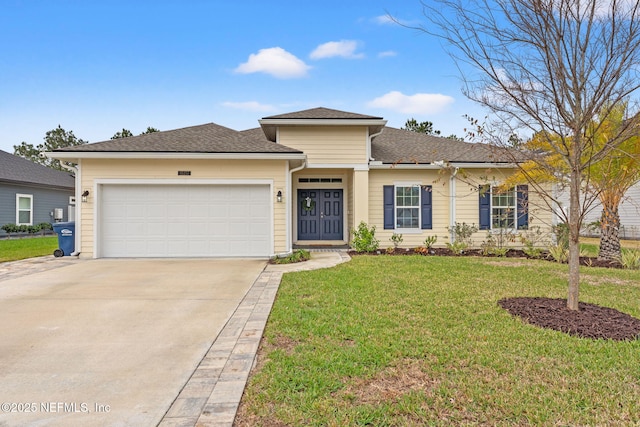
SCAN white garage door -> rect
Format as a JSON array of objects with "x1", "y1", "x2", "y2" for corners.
[{"x1": 99, "y1": 184, "x2": 271, "y2": 257}]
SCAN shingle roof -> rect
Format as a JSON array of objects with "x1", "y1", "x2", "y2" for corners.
[
  {"x1": 371, "y1": 127, "x2": 515, "y2": 164},
  {"x1": 262, "y1": 107, "x2": 383, "y2": 120},
  {"x1": 242, "y1": 125, "x2": 515, "y2": 164},
  {"x1": 0, "y1": 150, "x2": 75, "y2": 189},
  {"x1": 54, "y1": 123, "x2": 303, "y2": 154},
  {"x1": 49, "y1": 109, "x2": 516, "y2": 164}
]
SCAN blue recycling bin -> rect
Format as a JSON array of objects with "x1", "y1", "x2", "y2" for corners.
[{"x1": 52, "y1": 221, "x2": 75, "y2": 257}]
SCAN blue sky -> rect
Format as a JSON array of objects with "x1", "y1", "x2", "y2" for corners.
[{"x1": 0, "y1": 0, "x2": 486, "y2": 153}]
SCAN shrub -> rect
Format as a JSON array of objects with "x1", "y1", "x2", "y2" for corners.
[
  {"x1": 273, "y1": 249, "x2": 311, "y2": 264},
  {"x1": 390, "y1": 233, "x2": 403, "y2": 249},
  {"x1": 351, "y1": 221, "x2": 380, "y2": 252},
  {"x1": 618, "y1": 249, "x2": 640, "y2": 270},
  {"x1": 553, "y1": 222, "x2": 570, "y2": 249},
  {"x1": 548, "y1": 245, "x2": 568, "y2": 263},
  {"x1": 424, "y1": 235, "x2": 437, "y2": 249},
  {"x1": 1, "y1": 223, "x2": 19, "y2": 234},
  {"x1": 446, "y1": 241, "x2": 468, "y2": 255},
  {"x1": 519, "y1": 227, "x2": 548, "y2": 258},
  {"x1": 447, "y1": 222, "x2": 478, "y2": 246}
]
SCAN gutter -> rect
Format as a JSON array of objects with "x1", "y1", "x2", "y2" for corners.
[
  {"x1": 58, "y1": 161, "x2": 81, "y2": 257},
  {"x1": 449, "y1": 167, "x2": 460, "y2": 243},
  {"x1": 368, "y1": 128, "x2": 385, "y2": 162}
]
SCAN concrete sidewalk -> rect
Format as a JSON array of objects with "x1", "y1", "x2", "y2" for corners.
[{"x1": 158, "y1": 250, "x2": 351, "y2": 427}]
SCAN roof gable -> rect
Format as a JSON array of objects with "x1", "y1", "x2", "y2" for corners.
[{"x1": 0, "y1": 150, "x2": 75, "y2": 189}]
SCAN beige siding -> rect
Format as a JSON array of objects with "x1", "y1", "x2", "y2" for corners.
[
  {"x1": 278, "y1": 126, "x2": 368, "y2": 165},
  {"x1": 78, "y1": 158, "x2": 288, "y2": 258},
  {"x1": 368, "y1": 169, "x2": 449, "y2": 248},
  {"x1": 454, "y1": 169, "x2": 554, "y2": 246},
  {"x1": 368, "y1": 168, "x2": 554, "y2": 249}
]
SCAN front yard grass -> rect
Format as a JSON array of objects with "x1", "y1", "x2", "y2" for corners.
[
  {"x1": 237, "y1": 255, "x2": 640, "y2": 426},
  {"x1": 0, "y1": 236, "x2": 58, "y2": 262}
]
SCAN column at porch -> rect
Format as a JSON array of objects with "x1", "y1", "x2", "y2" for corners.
[{"x1": 352, "y1": 169, "x2": 369, "y2": 226}]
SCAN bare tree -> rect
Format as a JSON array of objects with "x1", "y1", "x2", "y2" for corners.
[{"x1": 418, "y1": 0, "x2": 640, "y2": 310}]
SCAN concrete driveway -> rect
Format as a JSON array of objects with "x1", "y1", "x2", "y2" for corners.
[{"x1": 0, "y1": 258, "x2": 266, "y2": 427}]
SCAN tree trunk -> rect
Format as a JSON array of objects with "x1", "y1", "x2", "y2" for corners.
[
  {"x1": 567, "y1": 167, "x2": 581, "y2": 311},
  {"x1": 598, "y1": 204, "x2": 621, "y2": 261}
]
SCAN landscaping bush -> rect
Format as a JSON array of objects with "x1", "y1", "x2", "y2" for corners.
[{"x1": 350, "y1": 221, "x2": 379, "y2": 252}]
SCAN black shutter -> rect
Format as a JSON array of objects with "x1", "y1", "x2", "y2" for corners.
[
  {"x1": 517, "y1": 185, "x2": 529, "y2": 230},
  {"x1": 479, "y1": 185, "x2": 491, "y2": 230},
  {"x1": 421, "y1": 186, "x2": 432, "y2": 229},
  {"x1": 383, "y1": 185, "x2": 394, "y2": 229}
]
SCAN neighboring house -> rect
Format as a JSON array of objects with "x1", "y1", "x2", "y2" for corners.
[
  {"x1": 47, "y1": 107, "x2": 553, "y2": 258},
  {"x1": 0, "y1": 149, "x2": 75, "y2": 236},
  {"x1": 556, "y1": 183, "x2": 640, "y2": 240}
]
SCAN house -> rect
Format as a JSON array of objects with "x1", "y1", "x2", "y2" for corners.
[
  {"x1": 0, "y1": 149, "x2": 75, "y2": 236},
  {"x1": 46, "y1": 107, "x2": 553, "y2": 258},
  {"x1": 555, "y1": 183, "x2": 640, "y2": 240}
]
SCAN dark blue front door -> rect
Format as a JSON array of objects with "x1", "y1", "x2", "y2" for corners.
[{"x1": 298, "y1": 189, "x2": 343, "y2": 240}]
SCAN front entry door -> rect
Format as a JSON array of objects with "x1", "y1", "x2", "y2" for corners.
[{"x1": 298, "y1": 189, "x2": 343, "y2": 240}]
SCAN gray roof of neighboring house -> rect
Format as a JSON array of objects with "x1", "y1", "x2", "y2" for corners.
[
  {"x1": 53, "y1": 123, "x2": 303, "y2": 154},
  {"x1": 262, "y1": 107, "x2": 384, "y2": 120},
  {"x1": 0, "y1": 150, "x2": 75, "y2": 190}
]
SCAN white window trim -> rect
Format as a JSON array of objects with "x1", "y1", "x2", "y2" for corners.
[
  {"x1": 394, "y1": 183, "x2": 421, "y2": 233},
  {"x1": 490, "y1": 186, "x2": 517, "y2": 231},
  {"x1": 16, "y1": 193, "x2": 33, "y2": 226}
]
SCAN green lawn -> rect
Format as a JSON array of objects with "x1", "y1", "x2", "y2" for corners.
[
  {"x1": 0, "y1": 236, "x2": 58, "y2": 262},
  {"x1": 237, "y1": 255, "x2": 640, "y2": 426}
]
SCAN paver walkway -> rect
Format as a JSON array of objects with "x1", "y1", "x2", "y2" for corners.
[{"x1": 158, "y1": 250, "x2": 351, "y2": 427}]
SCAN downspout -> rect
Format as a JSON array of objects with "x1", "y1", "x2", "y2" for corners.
[
  {"x1": 59, "y1": 161, "x2": 81, "y2": 256},
  {"x1": 449, "y1": 167, "x2": 460, "y2": 243},
  {"x1": 286, "y1": 158, "x2": 307, "y2": 254},
  {"x1": 368, "y1": 127, "x2": 384, "y2": 161}
]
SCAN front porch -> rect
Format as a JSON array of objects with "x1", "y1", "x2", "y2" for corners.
[{"x1": 291, "y1": 168, "x2": 369, "y2": 249}]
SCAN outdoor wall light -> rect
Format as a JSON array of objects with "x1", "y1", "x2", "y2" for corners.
[
  {"x1": 82, "y1": 190, "x2": 90, "y2": 203},
  {"x1": 277, "y1": 190, "x2": 282, "y2": 203}
]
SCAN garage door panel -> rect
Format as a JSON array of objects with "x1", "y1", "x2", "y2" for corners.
[{"x1": 100, "y1": 184, "x2": 271, "y2": 257}]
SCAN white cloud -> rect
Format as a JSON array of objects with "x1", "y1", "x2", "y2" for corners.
[
  {"x1": 367, "y1": 91, "x2": 455, "y2": 114},
  {"x1": 221, "y1": 101, "x2": 276, "y2": 112},
  {"x1": 374, "y1": 14, "x2": 416, "y2": 26},
  {"x1": 374, "y1": 15, "x2": 395, "y2": 25},
  {"x1": 378, "y1": 50, "x2": 397, "y2": 58},
  {"x1": 234, "y1": 47, "x2": 311, "y2": 79},
  {"x1": 310, "y1": 40, "x2": 364, "y2": 60}
]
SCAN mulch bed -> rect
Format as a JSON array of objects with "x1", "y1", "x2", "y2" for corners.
[
  {"x1": 499, "y1": 297, "x2": 640, "y2": 341},
  {"x1": 348, "y1": 248, "x2": 623, "y2": 268}
]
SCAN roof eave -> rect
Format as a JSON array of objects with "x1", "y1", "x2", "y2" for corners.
[
  {"x1": 0, "y1": 178, "x2": 74, "y2": 191},
  {"x1": 369, "y1": 161, "x2": 518, "y2": 169},
  {"x1": 259, "y1": 118, "x2": 388, "y2": 142},
  {"x1": 45, "y1": 152, "x2": 307, "y2": 162}
]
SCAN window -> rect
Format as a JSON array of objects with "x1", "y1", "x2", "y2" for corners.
[
  {"x1": 383, "y1": 185, "x2": 432, "y2": 230},
  {"x1": 479, "y1": 185, "x2": 528, "y2": 230},
  {"x1": 396, "y1": 186, "x2": 420, "y2": 229},
  {"x1": 298, "y1": 178, "x2": 342, "y2": 183},
  {"x1": 492, "y1": 189, "x2": 516, "y2": 229},
  {"x1": 16, "y1": 194, "x2": 33, "y2": 225}
]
